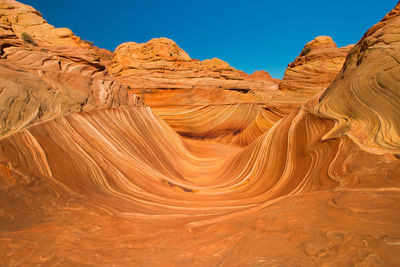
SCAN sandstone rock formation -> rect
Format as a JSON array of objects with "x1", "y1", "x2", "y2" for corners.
[
  {"x1": 110, "y1": 37, "x2": 278, "y2": 106},
  {"x1": 244, "y1": 69, "x2": 280, "y2": 83},
  {"x1": 0, "y1": 0, "x2": 138, "y2": 136},
  {"x1": 1, "y1": 0, "x2": 400, "y2": 266},
  {"x1": 273, "y1": 36, "x2": 352, "y2": 103},
  {"x1": 317, "y1": 6, "x2": 400, "y2": 155},
  {"x1": 110, "y1": 37, "x2": 280, "y2": 142},
  {"x1": 0, "y1": 0, "x2": 83, "y2": 46}
]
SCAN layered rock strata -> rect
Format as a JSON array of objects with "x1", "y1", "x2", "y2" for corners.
[
  {"x1": 110, "y1": 37, "x2": 279, "y2": 106},
  {"x1": 110, "y1": 38, "x2": 281, "y2": 142},
  {"x1": 1, "y1": 0, "x2": 400, "y2": 266},
  {"x1": 317, "y1": 6, "x2": 400, "y2": 154},
  {"x1": 0, "y1": 0, "x2": 138, "y2": 136},
  {"x1": 273, "y1": 36, "x2": 352, "y2": 103}
]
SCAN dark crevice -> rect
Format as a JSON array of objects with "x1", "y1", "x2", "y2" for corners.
[
  {"x1": 0, "y1": 43, "x2": 14, "y2": 56},
  {"x1": 228, "y1": 88, "x2": 251, "y2": 94}
]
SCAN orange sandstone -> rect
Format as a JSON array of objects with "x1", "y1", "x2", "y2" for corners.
[{"x1": 1, "y1": 0, "x2": 400, "y2": 266}]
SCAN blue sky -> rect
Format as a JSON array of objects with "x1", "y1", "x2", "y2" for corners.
[{"x1": 21, "y1": 0, "x2": 397, "y2": 78}]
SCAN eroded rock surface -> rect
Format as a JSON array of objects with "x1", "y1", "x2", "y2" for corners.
[
  {"x1": 1, "y1": 1, "x2": 400, "y2": 266},
  {"x1": 317, "y1": 5, "x2": 400, "y2": 154},
  {"x1": 0, "y1": 0, "x2": 138, "y2": 136},
  {"x1": 110, "y1": 37, "x2": 278, "y2": 106},
  {"x1": 274, "y1": 36, "x2": 352, "y2": 103},
  {"x1": 109, "y1": 37, "x2": 281, "y2": 142}
]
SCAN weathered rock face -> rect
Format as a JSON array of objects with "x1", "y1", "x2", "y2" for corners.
[
  {"x1": 2, "y1": 104, "x2": 400, "y2": 266},
  {"x1": 0, "y1": 0, "x2": 138, "y2": 136},
  {"x1": 110, "y1": 37, "x2": 280, "y2": 142},
  {"x1": 244, "y1": 70, "x2": 280, "y2": 83},
  {"x1": 1, "y1": 0, "x2": 400, "y2": 266},
  {"x1": 317, "y1": 4, "x2": 400, "y2": 154},
  {"x1": 0, "y1": 0, "x2": 95, "y2": 47},
  {"x1": 273, "y1": 36, "x2": 352, "y2": 102},
  {"x1": 111, "y1": 37, "x2": 192, "y2": 70},
  {"x1": 110, "y1": 37, "x2": 278, "y2": 106}
]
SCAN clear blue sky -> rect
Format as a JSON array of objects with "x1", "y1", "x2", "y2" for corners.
[{"x1": 21, "y1": 0, "x2": 397, "y2": 78}]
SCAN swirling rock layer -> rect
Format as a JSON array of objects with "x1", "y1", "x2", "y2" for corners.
[
  {"x1": 1, "y1": 0, "x2": 400, "y2": 266},
  {"x1": 1, "y1": 104, "x2": 400, "y2": 265},
  {"x1": 273, "y1": 36, "x2": 353, "y2": 103},
  {"x1": 110, "y1": 38, "x2": 279, "y2": 106},
  {"x1": 110, "y1": 37, "x2": 283, "y2": 142},
  {"x1": 0, "y1": 0, "x2": 138, "y2": 136},
  {"x1": 318, "y1": 4, "x2": 400, "y2": 154}
]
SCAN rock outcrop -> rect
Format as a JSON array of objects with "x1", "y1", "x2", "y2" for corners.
[
  {"x1": 273, "y1": 36, "x2": 352, "y2": 102},
  {"x1": 244, "y1": 70, "x2": 280, "y2": 83},
  {"x1": 0, "y1": 0, "x2": 83, "y2": 46},
  {"x1": 110, "y1": 37, "x2": 278, "y2": 106},
  {"x1": 0, "y1": 0, "x2": 138, "y2": 136},
  {"x1": 317, "y1": 5, "x2": 400, "y2": 154},
  {"x1": 1, "y1": 0, "x2": 400, "y2": 266},
  {"x1": 110, "y1": 37, "x2": 280, "y2": 142}
]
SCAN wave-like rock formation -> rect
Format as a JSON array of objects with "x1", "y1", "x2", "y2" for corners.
[
  {"x1": 1, "y1": 0, "x2": 400, "y2": 266},
  {"x1": 109, "y1": 37, "x2": 284, "y2": 142},
  {"x1": 110, "y1": 37, "x2": 279, "y2": 106},
  {"x1": 273, "y1": 36, "x2": 353, "y2": 103},
  {"x1": 0, "y1": 0, "x2": 138, "y2": 136},
  {"x1": 317, "y1": 6, "x2": 400, "y2": 155}
]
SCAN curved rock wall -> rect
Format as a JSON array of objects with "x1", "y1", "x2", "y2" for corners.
[
  {"x1": 318, "y1": 4, "x2": 400, "y2": 154},
  {"x1": 274, "y1": 36, "x2": 352, "y2": 103},
  {"x1": 1, "y1": 0, "x2": 400, "y2": 266}
]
